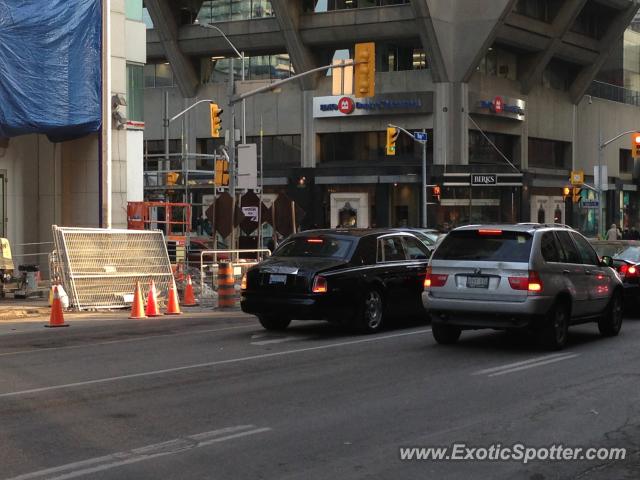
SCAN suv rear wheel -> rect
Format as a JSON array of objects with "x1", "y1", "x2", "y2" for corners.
[
  {"x1": 598, "y1": 290, "x2": 623, "y2": 337},
  {"x1": 432, "y1": 323, "x2": 462, "y2": 345},
  {"x1": 258, "y1": 315, "x2": 291, "y2": 331},
  {"x1": 538, "y1": 301, "x2": 569, "y2": 350}
]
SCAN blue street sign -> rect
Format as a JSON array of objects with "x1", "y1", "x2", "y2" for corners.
[
  {"x1": 414, "y1": 132, "x2": 427, "y2": 141},
  {"x1": 582, "y1": 200, "x2": 599, "y2": 208}
]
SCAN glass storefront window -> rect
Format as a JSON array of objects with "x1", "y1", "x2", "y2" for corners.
[
  {"x1": 303, "y1": 0, "x2": 409, "y2": 12},
  {"x1": 125, "y1": 0, "x2": 143, "y2": 21},
  {"x1": 477, "y1": 46, "x2": 517, "y2": 80},
  {"x1": 199, "y1": 136, "x2": 301, "y2": 167},
  {"x1": 155, "y1": 63, "x2": 175, "y2": 87},
  {"x1": 201, "y1": 54, "x2": 293, "y2": 83},
  {"x1": 528, "y1": 137, "x2": 571, "y2": 169},
  {"x1": 126, "y1": 63, "x2": 144, "y2": 121},
  {"x1": 197, "y1": 0, "x2": 274, "y2": 24},
  {"x1": 469, "y1": 130, "x2": 519, "y2": 167},
  {"x1": 318, "y1": 131, "x2": 432, "y2": 165},
  {"x1": 142, "y1": 8, "x2": 154, "y2": 28}
]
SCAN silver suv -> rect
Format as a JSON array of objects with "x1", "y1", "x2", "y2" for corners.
[{"x1": 422, "y1": 224, "x2": 623, "y2": 349}]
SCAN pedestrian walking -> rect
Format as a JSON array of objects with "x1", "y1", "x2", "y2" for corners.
[{"x1": 606, "y1": 223, "x2": 620, "y2": 240}]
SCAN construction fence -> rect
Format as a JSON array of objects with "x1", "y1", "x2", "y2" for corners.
[{"x1": 51, "y1": 226, "x2": 174, "y2": 311}]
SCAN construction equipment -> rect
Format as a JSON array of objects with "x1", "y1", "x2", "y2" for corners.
[{"x1": 0, "y1": 238, "x2": 14, "y2": 298}]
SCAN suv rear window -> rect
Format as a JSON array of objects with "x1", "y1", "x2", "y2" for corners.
[
  {"x1": 274, "y1": 236, "x2": 353, "y2": 259},
  {"x1": 433, "y1": 230, "x2": 533, "y2": 262}
]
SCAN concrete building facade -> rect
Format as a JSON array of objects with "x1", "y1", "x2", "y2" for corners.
[
  {"x1": 0, "y1": 0, "x2": 145, "y2": 264},
  {"x1": 143, "y1": 0, "x2": 640, "y2": 237}
]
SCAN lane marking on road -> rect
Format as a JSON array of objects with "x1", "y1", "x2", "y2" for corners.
[
  {"x1": 0, "y1": 324, "x2": 257, "y2": 359},
  {"x1": 251, "y1": 336, "x2": 297, "y2": 346},
  {"x1": 473, "y1": 353, "x2": 580, "y2": 377},
  {"x1": 5, "y1": 424, "x2": 271, "y2": 480},
  {"x1": 0, "y1": 328, "x2": 431, "y2": 399}
]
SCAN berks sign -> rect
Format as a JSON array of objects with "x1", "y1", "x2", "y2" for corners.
[{"x1": 471, "y1": 174, "x2": 497, "y2": 185}]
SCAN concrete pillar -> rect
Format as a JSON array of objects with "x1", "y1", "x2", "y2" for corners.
[{"x1": 434, "y1": 82, "x2": 469, "y2": 166}]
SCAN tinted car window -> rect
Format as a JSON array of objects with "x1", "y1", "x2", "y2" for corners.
[
  {"x1": 274, "y1": 236, "x2": 353, "y2": 259},
  {"x1": 403, "y1": 236, "x2": 430, "y2": 260},
  {"x1": 378, "y1": 237, "x2": 407, "y2": 262},
  {"x1": 351, "y1": 236, "x2": 377, "y2": 265},
  {"x1": 571, "y1": 232, "x2": 600, "y2": 266},
  {"x1": 433, "y1": 230, "x2": 532, "y2": 262},
  {"x1": 555, "y1": 231, "x2": 582, "y2": 264},
  {"x1": 540, "y1": 232, "x2": 562, "y2": 263}
]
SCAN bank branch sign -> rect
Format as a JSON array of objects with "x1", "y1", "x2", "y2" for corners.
[
  {"x1": 313, "y1": 93, "x2": 433, "y2": 118},
  {"x1": 470, "y1": 94, "x2": 526, "y2": 121}
]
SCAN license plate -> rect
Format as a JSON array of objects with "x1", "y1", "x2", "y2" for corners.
[
  {"x1": 269, "y1": 274, "x2": 287, "y2": 285},
  {"x1": 467, "y1": 276, "x2": 489, "y2": 288}
]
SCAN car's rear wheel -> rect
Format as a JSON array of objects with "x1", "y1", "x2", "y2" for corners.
[
  {"x1": 257, "y1": 315, "x2": 291, "y2": 331},
  {"x1": 598, "y1": 290, "x2": 623, "y2": 337},
  {"x1": 432, "y1": 323, "x2": 461, "y2": 345},
  {"x1": 356, "y1": 287, "x2": 384, "y2": 333},
  {"x1": 539, "y1": 301, "x2": 569, "y2": 350}
]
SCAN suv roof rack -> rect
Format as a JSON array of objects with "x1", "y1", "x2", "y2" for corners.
[{"x1": 516, "y1": 223, "x2": 574, "y2": 230}]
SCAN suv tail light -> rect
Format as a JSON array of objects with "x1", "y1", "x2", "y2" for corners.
[
  {"x1": 508, "y1": 271, "x2": 543, "y2": 293},
  {"x1": 424, "y1": 267, "x2": 448, "y2": 289},
  {"x1": 240, "y1": 273, "x2": 247, "y2": 290},
  {"x1": 312, "y1": 276, "x2": 328, "y2": 293}
]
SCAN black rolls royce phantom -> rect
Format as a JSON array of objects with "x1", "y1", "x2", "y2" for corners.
[{"x1": 240, "y1": 229, "x2": 430, "y2": 333}]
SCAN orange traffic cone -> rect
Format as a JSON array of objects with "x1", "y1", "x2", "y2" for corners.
[
  {"x1": 45, "y1": 285, "x2": 69, "y2": 328},
  {"x1": 129, "y1": 281, "x2": 146, "y2": 319},
  {"x1": 183, "y1": 275, "x2": 197, "y2": 306},
  {"x1": 165, "y1": 279, "x2": 182, "y2": 315},
  {"x1": 145, "y1": 280, "x2": 161, "y2": 317}
]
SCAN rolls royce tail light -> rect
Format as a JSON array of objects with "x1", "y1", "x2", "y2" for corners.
[{"x1": 312, "y1": 276, "x2": 328, "y2": 293}]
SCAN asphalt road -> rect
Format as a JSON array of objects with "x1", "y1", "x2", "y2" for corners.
[{"x1": 0, "y1": 310, "x2": 639, "y2": 480}]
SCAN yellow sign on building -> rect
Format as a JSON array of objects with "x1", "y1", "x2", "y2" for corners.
[{"x1": 570, "y1": 170, "x2": 584, "y2": 186}]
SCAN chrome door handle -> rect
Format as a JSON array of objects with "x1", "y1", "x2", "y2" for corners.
[
  {"x1": 584, "y1": 270, "x2": 593, "y2": 275},
  {"x1": 562, "y1": 270, "x2": 570, "y2": 274}
]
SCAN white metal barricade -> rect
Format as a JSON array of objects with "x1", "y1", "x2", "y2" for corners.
[
  {"x1": 199, "y1": 249, "x2": 271, "y2": 298},
  {"x1": 52, "y1": 226, "x2": 174, "y2": 310}
]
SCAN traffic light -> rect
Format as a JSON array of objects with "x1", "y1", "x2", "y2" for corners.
[
  {"x1": 210, "y1": 103, "x2": 223, "y2": 138},
  {"x1": 433, "y1": 185, "x2": 441, "y2": 204},
  {"x1": 386, "y1": 127, "x2": 399, "y2": 155},
  {"x1": 562, "y1": 186, "x2": 571, "y2": 199},
  {"x1": 214, "y1": 158, "x2": 229, "y2": 187},
  {"x1": 632, "y1": 132, "x2": 640, "y2": 158},
  {"x1": 354, "y1": 42, "x2": 375, "y2": 98},
  {"x1": 572, "y1": 187, "x2": 582, "y2": 204}
]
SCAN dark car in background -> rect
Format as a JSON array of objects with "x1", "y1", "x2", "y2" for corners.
[
  {"x1": 241, "y1": 229, "x2": 431, "y2": 333},
  {"x1": 391, "y1": 228, "x2": 442, "y2": 253},
  {"x1": 591, "y1": 240, "x2": 640, "y2": 309}
]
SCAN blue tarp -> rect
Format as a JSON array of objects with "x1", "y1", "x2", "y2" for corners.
[{"x1": 0, "y1": 0, "x2": 101, "y2": 142}]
